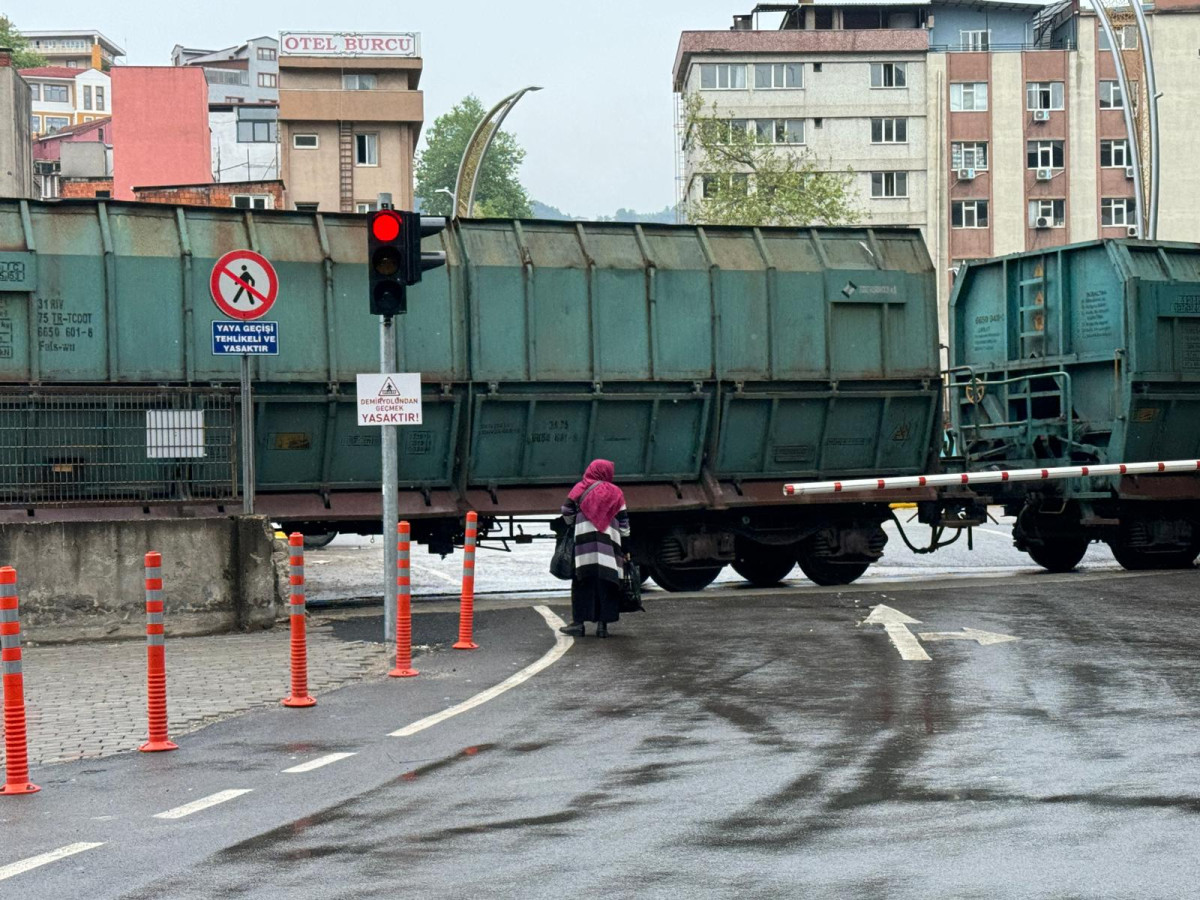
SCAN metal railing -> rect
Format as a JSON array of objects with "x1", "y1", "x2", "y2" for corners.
[
  {"x1": 930, "y1": 40, "x2": 1076, "y2": 53},
  {"x1": 0, "y1": 387, "x2": 238, "y2": 508}
]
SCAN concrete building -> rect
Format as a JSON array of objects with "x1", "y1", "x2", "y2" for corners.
[
  {"x1": 674, "y1": 0, "x2": 1200, "y2": 334},
  {"x1": 110, "y1": 67, "x2": 212, "y2": 201},
  {"x1": 31, "y1": 116, "x2": 112, "y2": 198},
  {"x1": 0, "y1": 49, "x2": 34, "y2": 199},
  {"x1": 277, "y1": 31, "x2": 423, "y2": 212},
  {"x1": 20, "y1": 30, "x2": 124, "y2": 69},
  {"x1": 22, "y1": 66, "x2": 111, "y2": 136},
  {"x1": 209, "y1": 103, "x2": 281, "y2": 183},
  {"x1": 171, "y1": 37, "x2": 280, "y2": 105}
]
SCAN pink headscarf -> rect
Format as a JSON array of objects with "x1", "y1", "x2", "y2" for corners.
[{"x1": 568, "y1": 459, "x2": 626, "y2": 532}]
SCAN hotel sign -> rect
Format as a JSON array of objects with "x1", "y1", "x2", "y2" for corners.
[{"x1": 279, "y1": 32, "x2": 420, "y2": 57}]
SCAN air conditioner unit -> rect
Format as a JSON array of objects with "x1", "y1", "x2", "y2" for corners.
[
  {"x1": 1033, "y1": 109, "x2": 1051, "y2": 122},
  {"x1": 1124, "y1": 166, "x2": 1135, "y2": 180},
  {"x1": 1035, "y1": 216, "x2": 1051, "y2": 228},
  {"x1": 958, "y1": 168, "x2": 976, "y2": 180},
  {"x1": 1126, "y1": 226, "x2": 1139, "y2": 237},
  {"x1": 1036, "y1": 168, "x2": 1053, "y2": 181}
]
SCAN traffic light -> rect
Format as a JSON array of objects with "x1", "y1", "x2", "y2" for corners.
[
  {"x1": 412, "y1": 215, "x2": 447, "y2": 283},
  {"x1": 367, "y1": 209, "x2": 407, "y2": 317}
]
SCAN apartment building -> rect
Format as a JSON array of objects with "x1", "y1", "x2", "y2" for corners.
[
  {"x1": 277, "y1": 31, "x2": 423, "y2": 213},
  {"x1": 0, "y1": 49, "x2": 33, "y2": 199},
  {"x1": 674, "y1": 0, "x2": 1200, "y2": 333},
  {"x1": 20, "y1": 30, "x2": 124, "y2": 69},
  {"x1": 22, "y1": 66, "x2": 111, "y2": 136},
  {"x1": 171, "y1": 36, "x2": 280, "y2": 105}
]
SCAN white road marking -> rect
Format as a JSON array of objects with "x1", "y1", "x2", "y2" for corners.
[
  {"x1": 862, "y1": 604, "x2": 931, "y2": 661},
  {"x1": 410, "y1": 562, "x2": 460, "y2": 585},
  {"x1": 0, "y1": 843, "x2": 106, "y2": 881},
  {"x1": 919, "y1": 628, "x2": 1019, "y2": 645},
  {"x1": 153, "y1": 789, "x2": 253, "y2": 820},
  {"x1": 390, "y1": 605, "x2": 572, "y2": 738},
  {"x1": 282, "y1": 752, "x2": 357, "y2": 774}
]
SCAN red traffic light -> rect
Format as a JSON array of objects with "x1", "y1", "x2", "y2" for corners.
[{"x1": 371, "y1": 211, "x2": 402, "y2": 242}]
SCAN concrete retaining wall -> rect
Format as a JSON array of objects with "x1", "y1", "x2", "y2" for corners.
[{"x1": 0, "y1": 516, "x2": 282, "y2": 643}]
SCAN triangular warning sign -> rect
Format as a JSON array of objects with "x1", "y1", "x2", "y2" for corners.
[{"x1": 378, "y1": 377, "x2": 401, "y2": 398}]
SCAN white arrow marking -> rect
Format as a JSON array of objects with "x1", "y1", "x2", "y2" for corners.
[
  {"x1": 862, "y1": 604, "x2": 930, "y2": 661},
  {"x1": 918, "y1": 628, "x2": 1020, "y2": 645}
]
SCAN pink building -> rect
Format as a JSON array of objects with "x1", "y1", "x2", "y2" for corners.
[
  {"x1": 32, "y1": 116, "x2": 111, "y2": 163},
  {"x1": 111, "y1": 67, "x2": 212, "y2": 201}
]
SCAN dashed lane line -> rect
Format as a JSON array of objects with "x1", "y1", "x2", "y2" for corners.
[
  {"x1": 153, "y1": 789, "x2": 254, "y2": 820},
  {"x1": 389, "y1": 604, "x2": 572, "y2": 738},
  {"x1": 282, "y1": 752, "x2": 357, "y2": 774},
  {"x1": 0, "y1": 843, "x2": 106, "y2": 882}
]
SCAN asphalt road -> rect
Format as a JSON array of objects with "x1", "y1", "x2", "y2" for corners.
[{"x1": 3, "y1": 561, "x2": 1198, "y2": 898}]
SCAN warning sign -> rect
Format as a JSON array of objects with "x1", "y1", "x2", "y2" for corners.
[
  {"x1": 210, "y1": 249, "x2": 279, "y2": 321},
  {"x1": 356, "y1": 373, "x2": 423, "y2": 426}
]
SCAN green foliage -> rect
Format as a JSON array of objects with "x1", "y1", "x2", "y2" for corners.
[
  {"x1": 415, "y1": 95, "x2": 532, "y2": 218},
  {"x1": 683, "y1": 94, "x2": 861, "y2": 227},
  {"x1": 0, "y1": 16, "x2": 48, "y2": 69}
]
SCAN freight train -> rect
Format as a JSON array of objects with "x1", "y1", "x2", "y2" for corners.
[{"x1": 0, "y1": 199, "x2": 1196, "y2": 589}]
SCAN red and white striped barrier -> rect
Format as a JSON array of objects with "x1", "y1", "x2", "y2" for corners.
[{"x1": 783, "y1": 459, "x2": 1200, "y2": 497}]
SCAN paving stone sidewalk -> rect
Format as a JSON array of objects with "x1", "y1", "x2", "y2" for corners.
[{"x1": 1, "y1": 618, "x2": 393, "y2": 768}]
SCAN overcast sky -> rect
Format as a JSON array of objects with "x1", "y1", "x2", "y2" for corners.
[{"x1": 10, "y1": 0, "x2": 749, "y2": 216}]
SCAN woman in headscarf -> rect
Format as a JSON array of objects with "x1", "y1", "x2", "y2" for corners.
[{"x1": 559, "y1": 459, "x2": 631, "y2": 638}]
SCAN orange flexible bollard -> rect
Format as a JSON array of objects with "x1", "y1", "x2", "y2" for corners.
[
  {"x1": 1, "y1": 566, "x2": 39, "y2": 795},
  {"x1": 139, "y1": 552, "x2": 177, "y2": 752},
  {"x1": 452, "y1": 511, "x2": 479, "y2": 650},
  {"x1": 389, "y1": 521, "x2": 418, "y2": 677},
  {"x1": 282, "y1": 534, "x2": 317, "y2": 707}
]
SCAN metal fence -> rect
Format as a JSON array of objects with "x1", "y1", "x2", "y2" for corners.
[{"x1": 0, "y1": 387, "x2": 238, "y2": 507}]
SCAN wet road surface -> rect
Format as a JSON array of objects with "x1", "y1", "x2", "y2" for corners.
[{"x1": 4, "y1": 567, "x2": 1199, "y2": 898}]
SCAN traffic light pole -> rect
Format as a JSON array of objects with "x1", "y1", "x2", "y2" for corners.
[{"x1": 378, "y1": 192, "x2": 398, "y2": 643}]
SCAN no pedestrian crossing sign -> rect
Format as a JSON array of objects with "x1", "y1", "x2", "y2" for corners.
[
  {"x1": 212, "y1": 320, "x2": 279, "y2": 355},
  {"x1": 210, "y1": 249, "x2": 279, "y2": 321},
  {"x1": 357, "y1": 373, "x2": 423, "y2": 426}
]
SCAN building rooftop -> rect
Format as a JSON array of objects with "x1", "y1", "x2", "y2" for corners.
[
  {"x1": 36, "y1": 117, "x2": 111, "y2": 142},
  {"x1": 22, "y1": 30, "x2": 126, "y2": 56},
  {"x1": 19, "y1": 66, "x2": 88, "y2": 79}
]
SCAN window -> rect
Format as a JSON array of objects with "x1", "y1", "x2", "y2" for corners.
[
  {"x1": 83, "y1": 85, "x2": 92, "y2": 110},
  {"x1": 257, "y1": 47, "x2": 277, "y2": 61},
  {"x1": 44, "y1": 116, "x2": 70, "y2": 134},
  {"x1": 258, "y1": 73, "x2": 277, "y2": 88},
  {"x1": 952, "y1": 200, "x2": 989, "y2": 228},
  {"x1": 293, "y1": 133, "x2": 319, "y2": 149},
  {"x1": 205, "y1": 68, "x2": 248, "y2": 86},
  {"x1": 951, "y1": 142, "x2": 989, "y2": 170},
  {"x1": 1100, "y1": 139, "x2": 1129, "y2": 168},
  {"x1": 753, "y1": 118, "x2": 804, "y2": 144},
  {"x1": 1099, "y1": 80, "x2": 1134, "y2": 110},
  {"x1": 225, "y1": 96, "x2": 244, "y2": 103},
  {"x1": 814, "y1": 8, "x2": 834, "y2": 28},
  {"x1": 355, "y1": 202, "x2": 377, "y2": 213},
  {"x1": 29, "y1": 83, "x2": 39, "y2": 101},
  {"x1": 95, "y1": 190, "x2": 111, "y2": 198},
  {"x1": 1026, "y1": 81, "x2": 1064, "y2": 111},
  {"x1": 232, "y1": 195, "x2": 271, "y2": 210},
  {"x1": 1099, "y1": 24, "x2": 1138, "y2": 51},
  {"x1": 1027, "y1": 140, "x2": 1065, "y2": 169},
  {"x1": 960, "y1": 30, "x2": 991, "y2": 51},
  {"x1": 870, "y1": 62, "x2": 906, "y2": 88},
  {"x1": 871, "y1": 117, "x2": 907, "y2": 143},
  {"x1": 237, "y1": 120, "x2": 277, "y2": 143},
  {"x1": 83, "y1": 116, "x2": 94, "y2": 122},
  {"x1": 95, "y1": 86, "x2": 104, "y2": 111},
  {"x1": 950, "y1": 82, "x2": 988, "y2": 112},
  {"x1": 1028, "y1": 199, "x2": 1066, "y2": 227},
  {"x1": 30, "y1": 114, "x2": 40, "y2": 132},
  {"x1": 871, "y1": 172, "x2": 908, "y2": 198},
  {"x1": 342, "y1": 73, "x2": 378, "y2": 90},
  {"x1": 1101, "y1": 198, "x2": 1136, "y2": 226},
  {"x1": 699, "y1": 64, "x2": 747, "y2": 90},
  {"x1": 355, "y1": 133, "x2": 379, "y2": 166},
  {"x1": 754, "y1": 63, "x2": 802, "y2": 89},
  {"x1": 294, "y1": 202, "x2": 319, "y2": 212},
  {"x1": 44, "y1": 84, "x2": 68, "y2": 103},
  {"x1": 700, "y1": 174, "x2": 749, "y2": 198},
  {"x1": 813, "y1": 63, "x2": 823, "y2": 73}
]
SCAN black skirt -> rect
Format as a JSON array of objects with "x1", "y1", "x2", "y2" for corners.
[{"x1": 571, "y1": 575, "x2": 620, "y2": 625}]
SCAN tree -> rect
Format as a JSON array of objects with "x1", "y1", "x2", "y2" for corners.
[
  {"x1": 0, "y1": 16, "x2": 48, "y2": 69},
  {"x1": 415, "y1": 95, "x2": 532, "y2": 218},
  {"x1": 683, "y1": 94, "x2": 860, "y2": 227}
]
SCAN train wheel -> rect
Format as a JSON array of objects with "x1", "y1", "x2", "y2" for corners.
[
  {"x1": 795, "y1": 547, "x2": 870, "y2": 586},
  {"x1": 648, "y1": 562, "x2": 724, "y2": 593},
  {"x1": 302, "y1": 532, "x2": 338, "y2": 550},
  {"x1": 1108, "y1": 540, "x2": 1199, "y2": 571},
  {"x1": 731, "y1": 540, "x2": 796, "y2": 587},
  {"x1": 1025, "y1": 537, "x2": 1089, "y2": 573}
]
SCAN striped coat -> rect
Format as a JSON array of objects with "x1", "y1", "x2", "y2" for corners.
[{"x1": 561, "y1": 498, "x2": 631, "y2": 584}]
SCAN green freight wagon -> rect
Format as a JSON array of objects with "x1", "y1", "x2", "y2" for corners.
[
  {"x1": 0, "y1": 199, "x2": 941, "y2": 589},
  {"x1": 950, "y1": 238, "x2": 1200, "y2": 571}
]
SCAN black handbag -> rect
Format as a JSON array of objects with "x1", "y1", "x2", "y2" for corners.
[{"x1": 618, "y1": 561, "x2": 644, "y2": 613}]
